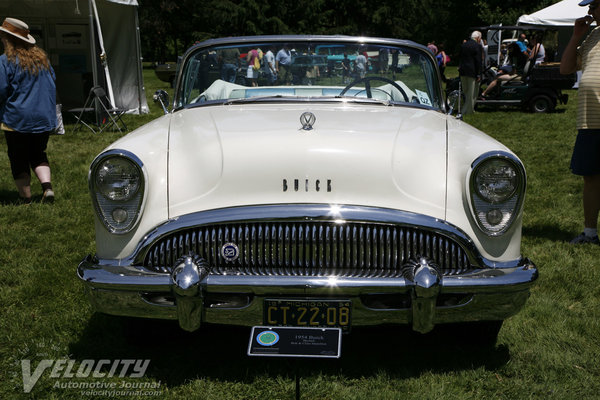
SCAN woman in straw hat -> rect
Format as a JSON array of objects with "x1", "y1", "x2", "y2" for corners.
[{"x1": 0, "y1": 17, "x2": 56, "y2": 204}]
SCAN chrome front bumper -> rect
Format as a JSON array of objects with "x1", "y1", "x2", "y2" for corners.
[{"x1": 78, "y1": 254, "x2": 537, "y2": 333}]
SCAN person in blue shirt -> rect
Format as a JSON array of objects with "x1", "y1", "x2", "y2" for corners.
[
  {"x1": 513, "y1": 33, "x2": 531, "y2": 72},
  {"x1": 276, "y1": 44, "x2": 292, "y2": 85},
  {"x1": 0, "y1": 18, "x2": 56, "y2": 204}
]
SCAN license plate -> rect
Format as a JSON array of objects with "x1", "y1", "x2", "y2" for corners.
[{"x1": 264, "y1": 299, "x2": 351, "y2": 331}]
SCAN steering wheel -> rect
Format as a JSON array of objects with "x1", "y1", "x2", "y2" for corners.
[{"x1": 339, "y1": 76, "x2": 409, "y2": 102}]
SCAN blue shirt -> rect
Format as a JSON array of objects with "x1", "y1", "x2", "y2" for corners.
[
  {"x1": 0, "y1": 54, "x2": 57, "y2": 133},
  {"x1": 276, "y1": 49, "x2": 291, "y2": 66},
  {"x1": 516, "y1": 40, "x2": 528, "y2": 54}
]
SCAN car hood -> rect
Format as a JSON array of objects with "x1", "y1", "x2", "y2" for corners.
[{"x1": 167, "y1": 103, "x2": 448, "y2": 220}]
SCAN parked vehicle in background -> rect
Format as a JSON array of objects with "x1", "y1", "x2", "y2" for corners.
[
  {"x1": 154, "y1": 62, "x2": 177, "y2": 87},
  {"x1": 447, "y1": 26, "x2": 576, "y2": 114},
  {"x1": 79, "y1": 35, "x2": 537, "y2": 347}
]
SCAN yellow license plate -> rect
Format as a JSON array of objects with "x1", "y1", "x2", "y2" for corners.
[{"x1": 264, "y1": 299, "x2": 351, "y2": 331}]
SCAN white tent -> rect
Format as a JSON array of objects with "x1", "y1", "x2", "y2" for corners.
[
  {"x1": 517, "y1": 0, "x2": 590, "y2": 26},
  {"x1": 0, "y1": 0, "x2": 148, "y2": 114},
  {"x1": 517, "y1": 0, "x2": 595, "y2": 59}
]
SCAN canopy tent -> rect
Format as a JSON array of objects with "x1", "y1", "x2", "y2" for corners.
[
  {"x1": 517, "y1": 0, "x2": 592, "y2": 26},
  {"x1": 0, "y1": 0, "x2": 148, "y2": 114},
  {"x1": 517, "y1": 0, "x2": 595, "y2": 58}
]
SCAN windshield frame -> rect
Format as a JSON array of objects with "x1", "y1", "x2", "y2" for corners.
[{"x1": 173, "y1": 35, "x2": 445, "y2": 113}]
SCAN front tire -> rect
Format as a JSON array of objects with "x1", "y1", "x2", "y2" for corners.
[{"x1": 529, "y1": 94, "x2": 555, "y2": 113}]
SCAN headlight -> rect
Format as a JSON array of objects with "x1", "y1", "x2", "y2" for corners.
[
  {"x1": 90, "y1": 150, "x2": 145, "y2": 234},
  {"x1": 474, "y1": 159, "x2": 518, "y2": 203},
  {"x1": 470, "y1": 152, "x2": 525, "y2": 236},
  {"x1": 95, "y1": 157, "x2": 141, "y2": 201}
]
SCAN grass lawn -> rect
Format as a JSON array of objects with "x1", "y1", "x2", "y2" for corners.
[{"x1": 0, "y1": 66, "x2": 599, "y2": 400}]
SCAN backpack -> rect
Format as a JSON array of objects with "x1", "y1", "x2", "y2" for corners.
[{"x1": 252, "y1": 49, "x2": 263, "y2": 70}]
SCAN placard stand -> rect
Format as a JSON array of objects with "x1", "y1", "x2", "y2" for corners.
[
  {"x1": 248, "y1": 326, "x2": 342, "y2": 400},
  {"x1": 295, "y1": 364, "x2": 300, "y2": 400}
]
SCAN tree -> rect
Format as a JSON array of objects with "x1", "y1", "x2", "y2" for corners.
[{"x1": 138, "y1": 0, "x2": 562, "y2": 61}]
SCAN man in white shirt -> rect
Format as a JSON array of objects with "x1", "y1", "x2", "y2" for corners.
[
  {"x1": 265, "y1": 46, "x2": 276, "y2": 84},
  {"x1": 355, "y1": 52, "x2": 367, "y2": 79}
]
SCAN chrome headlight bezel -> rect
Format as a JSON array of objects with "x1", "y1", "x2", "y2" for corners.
[
  {"x1": 469, "y1": 152, "x2": 526, "y2": 236},
  {"x1": 89, "y1": 150, "x2": 146, "y2": 234}
]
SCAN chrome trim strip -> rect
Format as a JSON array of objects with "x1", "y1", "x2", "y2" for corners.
[
  {"x1": 475, "y1": 100, "x2": 522, "y2": 105},
  {"x1": 79, "y1": 255, "x2": 172, "y2": 291},
  {"x1": 183, "y1": 35, "x2": 428, "y2": 54}
]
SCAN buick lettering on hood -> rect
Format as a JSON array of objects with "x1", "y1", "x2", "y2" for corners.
[{"x1": 78, "y1": 35, "x2": 537, "y2": 346}]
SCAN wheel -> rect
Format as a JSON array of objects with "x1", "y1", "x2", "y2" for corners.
[
  {"x1": 340, "y1": 76, "x2": 409, "y2": 102},
  {"x1": 528, "y1": 94, "x2": 555, "y2": 113}
]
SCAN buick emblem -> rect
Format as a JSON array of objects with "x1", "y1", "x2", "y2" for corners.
[
  {"x1": 300, "y1": 112, "x2": 316, "y2": 130},
  {"x1": 220, "y1": 243, "x2": 240, "y2": 262}
]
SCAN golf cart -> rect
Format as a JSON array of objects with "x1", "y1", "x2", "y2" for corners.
[{"x1": 447, "y1": 26, "x2": 576, "y2": 113}]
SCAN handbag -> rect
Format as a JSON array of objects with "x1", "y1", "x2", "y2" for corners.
[{"x1": 54, "y1": 103, "x2": 65, "y2": 135}]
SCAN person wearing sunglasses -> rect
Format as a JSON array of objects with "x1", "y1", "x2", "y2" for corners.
[{"x1": 561, "y1": 0, "x2": 600, "y2": 244}]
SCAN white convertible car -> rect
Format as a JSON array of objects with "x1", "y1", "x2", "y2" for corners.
[{"x1": 78, "y1": 36, "x2": 537, "y2": 344}]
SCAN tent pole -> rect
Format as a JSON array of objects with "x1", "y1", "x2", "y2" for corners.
[
  {"x1": 91, "y1": 0, "x2": 117, "y2": 108},
  {"x1": 88, "y1": 0, "x2": 99, "y2": 124},
  {"x1": 134, "y1": 7, "x2": 144, "y2": 114}
]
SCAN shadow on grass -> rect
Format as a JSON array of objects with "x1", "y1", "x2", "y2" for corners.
[
  {"x1": 0, "y1": 189, "x2": 49, "y2": 205},
  {"x1": 0, "y1": 189, "x2": 21, "y2": 205},
  {"x1": 523, "y1": 223, "x2": 573, "y2": 242},
  {"x1": 472, "y1": 104, "x2": 568, "y2": 114},
  {"x1": 0, "y1": 189, "x2": 55, "y2": 205},
  {"x1": 70, "y1": 314, "x2": 511, "y2": 386}
]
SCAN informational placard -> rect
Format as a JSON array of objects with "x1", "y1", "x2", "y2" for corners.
[{"x1": 248, "y1": 326, "x2": 341, "y2": 358}]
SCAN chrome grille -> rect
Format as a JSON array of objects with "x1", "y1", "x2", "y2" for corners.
[{"x1": 142, "y1": 222, "x2": 474, "y2": 277}]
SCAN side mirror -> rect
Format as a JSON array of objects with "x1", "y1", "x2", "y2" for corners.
[
  {"x1": 153, "y1": 90, "x2": 170, "y2": 115},
  {"x1": 446, "y1": 89, "x2": 463, "y2": 117},
  {"x1": 445, "y1": 77, "x2": 463, "y2": 118}
]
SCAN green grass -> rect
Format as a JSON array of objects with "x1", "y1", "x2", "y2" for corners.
[{"x1": 1, "y1": 66, "x2": 599, "y2": 400}]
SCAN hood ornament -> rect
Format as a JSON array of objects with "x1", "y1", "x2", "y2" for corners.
[{"x1": 300, "y1": 112, "x2": 316, "y2": 131}]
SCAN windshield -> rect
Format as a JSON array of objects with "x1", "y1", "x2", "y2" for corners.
[{"x1": 175, "y1": 38, "x2": 442, "y2": 110}]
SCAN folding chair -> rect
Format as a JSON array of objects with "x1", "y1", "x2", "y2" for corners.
[{"x1": 68, "y1": 86, "x2": 127, "y2": 133}]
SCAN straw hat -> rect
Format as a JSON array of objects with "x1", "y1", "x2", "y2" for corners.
[{"x1": 0, "y1": 18, "x2": 36, "y2": 44}]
